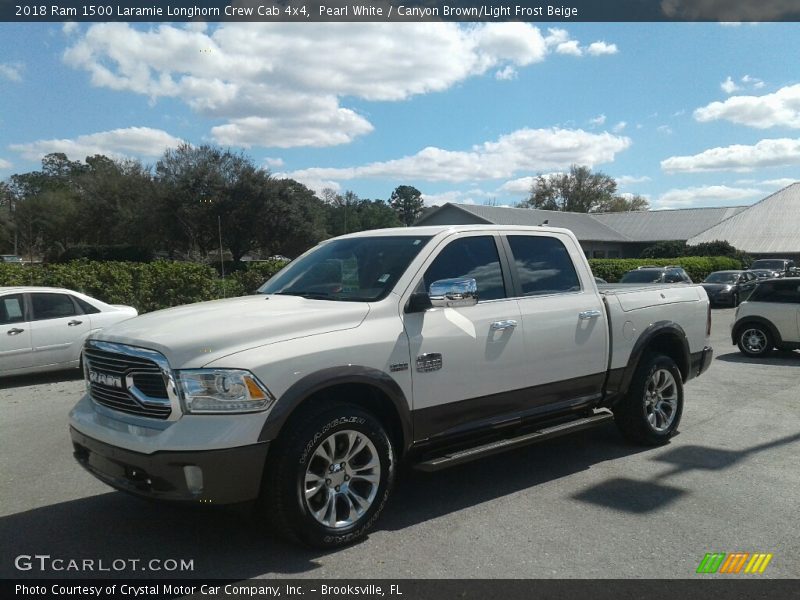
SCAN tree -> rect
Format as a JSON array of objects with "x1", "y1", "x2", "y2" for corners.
[
  {"x1": 389, "y1": 185, "x2": 424, "y2": 226},
  {"x1": 517, "y1": 165, "x2": 649, "y2": 213},
  {"x1": 324, "y1": 190, "x2": 402, "y2": 236},
  {"x1": 595, "y1": 194, "x2": 650, "y2": 213},
  {"x1": 155, "y1": 144, "x2": 256, "y2": 258}
]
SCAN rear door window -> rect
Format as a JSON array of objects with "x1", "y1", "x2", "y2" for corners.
[
  {"x1": 30, "y1": 293, "x2": 77, "y2": 320},
  {"x1": 506, "y1": 235, "x2": 581, "y2": 296}
]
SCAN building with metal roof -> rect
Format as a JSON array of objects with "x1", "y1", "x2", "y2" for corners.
[
  {"x1": 687, "y1": 183, "x2": 800, "y2": 257},
  {"x1": 415, "y1": 202, "x2": 744, "y2": 258}
]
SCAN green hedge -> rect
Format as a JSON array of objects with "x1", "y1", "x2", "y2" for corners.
[
  {"x1": 589, "y1": 257, "x2": 743, "y2": 283},
  {"x1": 0, "y1": 259, "x2": 288, "y2": 313}
]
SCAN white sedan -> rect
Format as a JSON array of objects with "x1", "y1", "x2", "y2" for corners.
[{"x1": 0, "y1": 286, "x2": 138, "y2": 377}]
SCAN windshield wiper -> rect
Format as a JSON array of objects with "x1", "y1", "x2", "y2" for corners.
[{"x1": 273, "y1": 291, "x2": 333, "y2": 300}]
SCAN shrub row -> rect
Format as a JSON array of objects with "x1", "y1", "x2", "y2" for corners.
[
  {"x1": 0, "y1": 256, "x2": 741, "y2": 313},
  {"x1": 589, "y1": 257, "x2": 743, "y2": 283},
  {"x1": 0, "y1": 259, "x2": 287, "y2": 313}
]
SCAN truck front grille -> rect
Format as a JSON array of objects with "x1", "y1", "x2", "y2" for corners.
[{"x1": 84, "y1": 344, "x2": 174, "y2": 420}]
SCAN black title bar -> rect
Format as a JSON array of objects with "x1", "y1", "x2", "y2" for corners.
[{"x1": 4, "y1": 0, "x2": 800, "y2": 22}]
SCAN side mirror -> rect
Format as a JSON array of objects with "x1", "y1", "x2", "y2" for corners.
[{"x1": 429, "y1": 278, "x2": 478, "y2": 308}]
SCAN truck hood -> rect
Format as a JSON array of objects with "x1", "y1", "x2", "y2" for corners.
[{"x1": 92, "y1": 294, "x2": 370, "y2": 368}]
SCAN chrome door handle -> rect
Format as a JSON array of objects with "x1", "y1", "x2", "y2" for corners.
[
  {"x1": 7, "y1": 328, "x2": 24, "y2": 335},
  {"x1": 68, "y1": 320, "x2": 83, "y2": 326},
  {"x1": 490, "y1": 319, "x2": 518, "y2": 331},
  {"x1": 579, "y1": 310, "x2": 603, "y2": 320}
]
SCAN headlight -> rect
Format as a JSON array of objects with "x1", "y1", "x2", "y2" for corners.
[{"x1": 177, "y1": 369, "x2": 274, "y2": 414}]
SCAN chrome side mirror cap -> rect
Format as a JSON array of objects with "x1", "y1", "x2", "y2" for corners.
[{"x1": 429, "y1": 278, "x2": 478, "y2": 308}]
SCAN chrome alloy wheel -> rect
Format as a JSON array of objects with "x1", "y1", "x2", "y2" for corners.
[
  {"x1": 742, "y1": 328, "x2": 768, "y2": 354},
  {"x1": 644, "y1": 369, "x2": 679, "y2": 432},
  {"x1": 303, "y1": 430, "x2": 381, "y2": 529}
]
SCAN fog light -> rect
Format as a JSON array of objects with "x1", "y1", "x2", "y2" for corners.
[{"x1": 183, "y1": 466, "x2": 204, "y2": 494}]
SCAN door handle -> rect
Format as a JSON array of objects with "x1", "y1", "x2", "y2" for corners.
[
  {"x1": 68, "y1": 320, "x2": 83, "y2": 326},
  {"x1": 490, "y1": 319, "x2": 517, "y2": 331},
  {"x1": 7, "y1": 328, "x2": 24, "y2": 335},
  {"x1": 579, "y1": 309, "x2": 603, "y2": 320}
]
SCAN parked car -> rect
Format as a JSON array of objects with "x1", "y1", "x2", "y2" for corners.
[
  {"x1": 0, "y1": 255, "x2": 23, "y2": 263},
  {"x1": 748, "y1": 259, "x2": 797, "y2": 278},
  {"x1": 700, "y1": 270, "x2": 758, "y2": 307},
  {"x1": 70, "y1": 225, "x2": 712, "y2": 548},
  {"x1": 0, "y1": 287, "x2": 138, "y2": 377},
  {"x1": 748, "y1": 269, "x2": 782, "y2": 280},
  {"x1": 619, "y1": 266, "x2": 693, "y2": 284},
  {"x1": 731, "y1": 278, "x2": 800, "y2": 357}
]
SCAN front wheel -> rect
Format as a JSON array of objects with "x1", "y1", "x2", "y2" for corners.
[
  {"x1": 259, "y1": 403, "x2": 395, "y2": 548},
  {"x1": 614, "y1": 354, "x2": 684, "y2": 446}
]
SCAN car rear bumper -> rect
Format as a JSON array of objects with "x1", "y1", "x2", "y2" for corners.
[{"x1": 70, "y1": 427, "x2": 269, "y2": 504}]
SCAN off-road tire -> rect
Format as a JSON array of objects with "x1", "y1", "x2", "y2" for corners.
[{"x1": 259, "y1": 403, "x2": 395, "y2": 548}]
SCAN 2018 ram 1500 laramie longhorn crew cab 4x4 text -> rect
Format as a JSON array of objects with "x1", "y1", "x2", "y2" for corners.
[{"x1": 69, "y1": 225, "x2": 713, "y2": 547}]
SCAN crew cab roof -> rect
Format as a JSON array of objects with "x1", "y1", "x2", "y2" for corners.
[{"x1": 334, "y1": 224, "x2": 576, "y2": 240}]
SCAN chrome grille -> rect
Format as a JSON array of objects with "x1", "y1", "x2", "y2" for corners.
[{"x1": 84, "y1": 344, "x2": 173, "y2": 420}]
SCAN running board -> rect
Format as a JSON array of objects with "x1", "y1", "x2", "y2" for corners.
[{"x1": 414, "y1": 411, "x2": 614, "y2": 472}]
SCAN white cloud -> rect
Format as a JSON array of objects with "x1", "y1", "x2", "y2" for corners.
[
  {"x1": 612, "y1": 121, "x2": 627, "y2": 133},
  {"x1": 721, "y1": 76, "x2": 739, "y2": 94},
  {"x1": 662, "y1": 137, "x2": 800, "y2": 173},
  {"x1": 0, "y1": 158, "x2": 12, "y2": 170},
  {"x1": 758, "y1": 177, "x2": 797, "y2": 188},
  {"x1": 497, "y1": 176, "x2": 537, "y2": 195},
  {"x1": 263, "y1": 157, "x2": 284, "y2": 169},
  {"x1": 657, "y1": 125, "x2": 673, "y2": 135},
  {"x1": 287, "y1": 128, "x2": 631, "y2": 187},
  {"x1": 62, "y1": 22, "x2": 79, "y2": 36},
  {"x1": 587, "y1": 42, "x2": 618, "y2": 56},
  {"x1": 589, "y1": 114, "x2": 607, "y2": 126},
  {"x1": 63, "y1": 23, "x2": 613, "y2": 149},
  {"x1": 616, "y1": 175, "x2": 651, "y2": 186},
  {"x1": 420, "y1": 190, "x2": 493, "y2": 207},
  {"x1": 694, "y1": 84, "x2": 800, "y2": 129},
  {"x1": 654, "y1": 185, "x2": 762, "y2": 209},
  {"x1": 0, "y1": 62, "x2": 23, "y2": 82},
  {"x1": 556, "y1": 40, "x2": 582, "y2": 56},
  {"x1": 495, "y1": 65, "x2": 517, "y2": 80},
  {"x1": 9, "y1": 127, "x2": 184, "y2": 162},
  {"x1": 741, "y1": 74, "x2": 765, "y2": 89}
]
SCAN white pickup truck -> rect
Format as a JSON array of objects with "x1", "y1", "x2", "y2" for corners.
[{"x1": 69, "y1": 225, "x2": 713, "y2": 547}]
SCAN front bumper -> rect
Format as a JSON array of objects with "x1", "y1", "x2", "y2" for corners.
[
  {"x1": 70, "y1": 427, "x2": 269, "y2": 504},
  {"x1": 688, "y1": 346, "x2": 714, "y2": 380}
]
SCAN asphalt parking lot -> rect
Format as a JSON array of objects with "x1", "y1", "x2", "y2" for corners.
[{"x1": 1, "y1": 307, "x2": 798, "y2": 580}]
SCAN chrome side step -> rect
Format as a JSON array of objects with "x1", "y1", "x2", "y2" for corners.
[{"x1": 414, "y1": 411, "x2": 614, "y2": 472}]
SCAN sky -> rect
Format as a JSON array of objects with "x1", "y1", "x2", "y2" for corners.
[{"x1": 1, "y1": 21, "x2": 800, "y2": 210}]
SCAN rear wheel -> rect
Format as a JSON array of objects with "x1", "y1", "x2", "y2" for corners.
[
  {"x1": 259, "y1": 403, "x2": 395, "y2": 548},
  {"x1": 614, "y1": 354, "x2": 683, "y2": 446},
  {"x1": 737, "y1": 324, "x2": 772, "y2": 357}
]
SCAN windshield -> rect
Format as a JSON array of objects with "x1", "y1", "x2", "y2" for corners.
[
  {"x1": 750, "y1": 260, "x2": 784, "y2": 270},
  {"x1": 620, "y1": 270, "x2": 663, "y2": 283},
  {"x1": 704, "y1": 272, "x2": 739, "y2": 283},
  {"x1": 258, "y1": 235, "x2": 431, "y2": 302}
]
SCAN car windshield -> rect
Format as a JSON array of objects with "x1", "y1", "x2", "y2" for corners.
[
  {"x1": 258, "y1": 235, "x2": 431, "y2": 302},
  {"x1": 749, "y1": 260, "x2": 784, "y2": 270},
  {"x1": 620, "y1": 270, "x2": 663, "y2": 283},
  {"x1": 704, "y1": 272, "x2": 739, "y2": 283}
]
